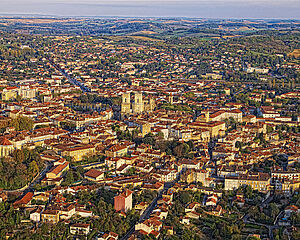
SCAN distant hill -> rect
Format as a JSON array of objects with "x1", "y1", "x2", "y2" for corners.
[{"x1": 288, "y1": 49, "x2": 300, "y2": 58}]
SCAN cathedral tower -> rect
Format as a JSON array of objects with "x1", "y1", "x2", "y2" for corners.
[
  {"x1": 121, "y1": 92, "x2": 131, "y2": 114},
  {"x1": 132, "y1": 92, "x2": 144, "y2": 114}
]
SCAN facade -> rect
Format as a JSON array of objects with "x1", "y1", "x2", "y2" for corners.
[
  {"x1": 121, "y1": 92, "x2": 131, "y2": 114},
  {"x1": 0, "y1": 137, "x2": 14, "y2": 158},
  {"x1": 46, "y1": 162, "x2": 69, "y2": 179},
  {"x1": 189, "y1": 121, "x2": 226, "y2": 137},
  {"x1": 60, "y1": 144, "x2": 96, "y2": 161},
  {"x1": 41, "y1": 210, "x2": 60, "y2": 224},
  {"x1": 114, "y1": 189, "x2": 133, "y2": 213},
  {"x1": 1, "y1": 87, "x2": 18, "y2": 101},
  {"x1": 70, "y1": 223, "x2": 90, "y2": 236},
  {"x1": 132, "y1": 92, "x2": 144, "y2": 114},
  {"x1": 84, "y1": 169, "x2": 105, "y2": 181},
  {"x1": 121, "y1": 92, "x2": 154, "y2": 117},
  {"x1": 225, "y1": 172, "x2": 271, "y2": 192}
]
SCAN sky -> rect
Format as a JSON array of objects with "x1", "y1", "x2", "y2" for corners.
[{"x1": 1, "y1": 0, "x2": 300, "y2": 19}]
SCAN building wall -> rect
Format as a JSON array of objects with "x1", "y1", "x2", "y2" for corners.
[
  {"x1": 132, "y1": 92, "x2": 144, "y2": 114},
  {"x1": 121, "y1": 93, "x2": 131, "y2": 114},
  {"x1": 114, "y1": 196, "x2": 125, "y2": 212}
]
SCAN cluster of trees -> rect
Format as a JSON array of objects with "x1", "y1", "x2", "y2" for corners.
[
  {"x1": 63, "y1": 188, "x2": 139, "y2": 238},
  {"x1": 0, "y1": 45, "x2": 35, "y2": 60},
  {"x1": 9, "y1": 116, "x2": 34, "y2": 131},
  {"x1": 0, "y1": 148, "x2": 43, "y2": 190},
  {"x1": 163, "y1": 191, "x2": 205, "y2": 239},
  {"x1": 160, "y1": 103, "x2": 193, "y2": 113},
  {"x1": 140, "y1": 133, "x2": 195, "y2": 158},
  {"x1": 276, "y1": 124, "x2": 300, "y2": 134},
  {"x1": 163, "y1": 190, "x2": 245, "y2": 240},
  {"x1": 115, "y1": 130, "x2": 194, "y2": 159},
  {"x1": 61, "y1": 168, "x2": 83, "y2": 187},
  {"x1": 248, "y1": 203, "x2": 279, "y2": 225},
  {"x1": 156, "y1": 139, "x2": 194, "y2": 158},
  {"x1": 116, "y1": 128, "x2": 140, "y2": 142},
  {"x1": 133, "y1": 190, "x2": 157, "y2": 205},
  {"x1": 0, "y1": 199, "x2": 70, "y2": 239}
]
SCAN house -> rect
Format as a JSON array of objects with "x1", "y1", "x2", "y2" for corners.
[
  {"x1": 41, "y1": 210, "x2": 60, "y2": 223},
  {"x1": 180, "y1": 216, "x2": 190, "y2": 225},
  {"x1": 1, "y1": 86, "x2": 18, "y2": 101},
  {"x1": 59, "y1": 204, "x2": 76, "y2": 220},
  {"x1": 59, "y1": 144, "x2": 96, "y2": 161},
  {"x1": 30, "y1": 207, "x2": 43, "y2": 222},
  {"x1": 284, "y1": 205, "x2": 300, "y2": 218},
  {"x1": 189, "y1": 121, "x2": 226, "y2": 137},
  {"x1": 84, "y1": 169, "x2": 105, "y2": 181},
  {"x1": 135, "y1": 202, "x2": 149, "y2": 215},
  {"x1": 32, "y1": 192, "x2": 50, "y2": 202},
  {"x1": 105, "y1": 144, "x2": 128, "y2": 158},
  {"x1": 186, "y1": 211, "x2": 201, "y2": 219},
  {"x1": 114, "y1": 189, "x2": 133, "y2": 213},
  {"x1": 135, "y1": 217, "x2": 163, "y2": 236},
  {"x1": 46, "y1": 161, "x2": 69, "y2": 179},
  {"x1": 13, "y1": 192, "x2": 34, "y2": 209},
  {"x1": 208, "y1": 205, "x2": 223, "y2": 216},
  {"x1": 185, "y1": 202, "x2": 200, "y2": 213},
  {"x1": 97, "y1": 231, "x2": 119, "y2": 240},
  {"x1": 75, "y1": 209, "x2": 93, "y2": 218},
  {"x1": 0, "y1": 189, "x2": 8, "y2": 202},
  {"x1": 0, "y1": 136, "x2": 14, "y2": 158},
  {"x1": 70, "y1": 223, "x2": 90, "y2": 236},
  {"x1": 225, "y1": 172, "x2": 271, "y2": 192},
  {"x1": 205, "y1": 194, "x2": 218, "y2": 206}
]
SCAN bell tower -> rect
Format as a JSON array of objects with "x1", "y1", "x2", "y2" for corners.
[
  {"x1": 168, "y1": 95, "x2": 173, "y2": 104},
  {"x1": 121, "y1": 92, "x2": 131, "y2": 114},
  {"x1": 205, "y1": 111, "x2": 210, "y2": 122},
  {"x1": 133, "y1": 92, "x2": 144, "y2": 114}
]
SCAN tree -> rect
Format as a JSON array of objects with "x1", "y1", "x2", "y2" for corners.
[
  {"x1": 62, "y1": 171, "x2": 74, "y2": 186},
  {"x1": 266, "y1": 125, "x2": 274, "y2": 134},
  {"x1": 10, "y1": 116, "x2": 33, "y2": 131},
  {"x1": 179, "y1": 191, "x2": 192, "y2": 205},
  {"x1": 28, "y1": 160, "x2": 39, "y2": 175},
  {"x1": 143, "y1": 133, "x2": 155, "y2": 146},
  {"x1": 174, "y1": 143, "x2": 190, "y2": 158},
  {"x1": 269, "y1": 203, "x2": 280, "y2": 219}
]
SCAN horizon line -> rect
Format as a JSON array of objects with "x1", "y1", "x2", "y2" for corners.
[{"x1": 0, "y1": 13, "x2": 299, "y2": 21}]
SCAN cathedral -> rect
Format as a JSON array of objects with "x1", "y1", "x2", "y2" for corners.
[{"x1": 121, "y1": 92, "x2": 155, "y2": 117}]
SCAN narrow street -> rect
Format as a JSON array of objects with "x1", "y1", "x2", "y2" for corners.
[
  {"x1": 121, "y1": 181, "x2": 175, "y2": 240},
  {"x1": 47, "y1": 57, "x2": 91, "y2": 93}
]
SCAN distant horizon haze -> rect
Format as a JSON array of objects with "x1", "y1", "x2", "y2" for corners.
[{"x1": 0, "y1": 0, "x2": 300, "y2": 19}]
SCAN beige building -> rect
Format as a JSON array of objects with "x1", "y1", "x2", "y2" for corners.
[
  {"x1": 58, "y1": 144, "x2": 96, "y2": 161},
  {"x1": 225, "y1": 172, "x2": 271, "y2": 192},
  {"x1": 132, "y1": 92, "x2": 144, "y2": 114},
  {"x1": 189, "y1": 121, "x2": 226, "y2": 137},
  {"x1": 121, "y1": 92, "x2": 131, "y2": 114},
  {"x1": 41, "y1": 210, "x2": 60, "y2": 223},
  {"x1": 0, "y1": 137, "x2": 14, "y2": 158},
  {"x1": 46, "y1": 162, "x2": 69, "y2": 179},
  {"x1": 121, "y1": 92, "x2": 154, "y2": 117},
  {"x1": 1, "y1": 87, "x2": 18, "y2": 101}
]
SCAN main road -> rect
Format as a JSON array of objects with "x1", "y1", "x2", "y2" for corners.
[{"x1": 47, "y1": 57, "x2": 91, "y2": 93}]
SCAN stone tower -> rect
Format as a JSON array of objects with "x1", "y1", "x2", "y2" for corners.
[
  {"x1": 149, "y1": 97, "x2": 155, "y2": 112},
  {"x1": 168, "y1": 95, "x2": 173, "y2": 104},
  {"x1": 121, "y1": 92, "x2": 131, "y2": 114},
  {"x1": 205, "y1": 111, "x2": 210, "y2": 122},
  {"x1": 133, "y1": 92, "x2": 144, "y2": 114}
]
